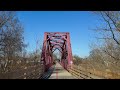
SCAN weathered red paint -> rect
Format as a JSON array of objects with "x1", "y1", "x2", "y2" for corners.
[{"x1": 40, "y1": 32, "x2": 73, "y2": 72}]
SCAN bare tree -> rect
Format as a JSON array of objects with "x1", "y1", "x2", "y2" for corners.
[
  {"x1": 81, "y1": 11, "x2": 120, "y2": 77},
  {"x1": 73, "y1": 55, "x2": 82, "y2": 65},
  {"x1": 0, "y1": 11, "x2": 26, "y2": 72},
  {"x1": 0, "y1": 12, "x2": 15, "y2": 58},
  {"x1": 92, "y1": 11, "x2": 120, "y2": 61},
  {"x1": 0, "y1": 11, "x2": 15, "y2": 28}
]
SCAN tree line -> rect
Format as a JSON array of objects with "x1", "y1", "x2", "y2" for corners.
[
  {"x1": 0, "y1": 11, "x2": 41, "y2": 73},
  {"x1": 73, "y1": 11, "x2": 120, "y2": 78}
]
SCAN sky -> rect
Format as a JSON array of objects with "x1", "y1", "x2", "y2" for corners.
[{"x1": 17, "y1": 11, "x2": 101, "y2": 58}]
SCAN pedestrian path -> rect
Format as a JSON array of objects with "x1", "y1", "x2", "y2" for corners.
[{"x1": 49, "y1": 62, "x2": 76, "y2": 79}]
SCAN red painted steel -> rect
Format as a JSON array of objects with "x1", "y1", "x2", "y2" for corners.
[{"x1": 40, "y1": 32, "x2": 73, "y2": 72}]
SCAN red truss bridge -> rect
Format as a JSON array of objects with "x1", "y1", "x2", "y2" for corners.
[{"x1": 40, "y1": 32, "x2": 73, "y2": 72}]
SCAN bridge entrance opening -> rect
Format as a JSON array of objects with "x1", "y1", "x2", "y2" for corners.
[
  {"x1": 52, "y1": 49, "x2": 61, "y2": 64},
  {"x1": 40, "y1": 32, "x2": 73, "y2": 72}
]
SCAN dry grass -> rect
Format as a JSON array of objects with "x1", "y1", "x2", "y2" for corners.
[
  {"x1": 86, "y1": 68, "x2": 120, "y2": 79},
  {"x1": 0, "y1": 62, "x2": 43, "y2": 79},
  {"x1": 75, "y1": 64, "x2": 120, "y2": 79}
]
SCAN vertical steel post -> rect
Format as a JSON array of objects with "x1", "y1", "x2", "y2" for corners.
[{"x1": 66, "y1": 33, "x2": 73, "y2": 69}]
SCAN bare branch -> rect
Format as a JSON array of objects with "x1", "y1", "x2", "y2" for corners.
[
  {"x1": 100, "y1": 11, "x2": 120, "y2": 45},
  {"x1": 104, "y1": 11, "x2": 120, "y2": 32}
]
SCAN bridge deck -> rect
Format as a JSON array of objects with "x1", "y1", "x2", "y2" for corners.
[{"x1": 49, "y1": 62, "x2": 76, "y2": 79}]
